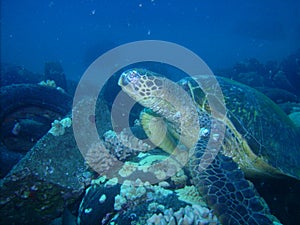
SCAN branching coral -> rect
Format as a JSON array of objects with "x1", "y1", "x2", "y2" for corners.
[
  {"x1": 175, "y1": 186, "x2": 206, "y2": 206},
  {"x1": 85, "y1": 142, "x2": 122, "y2": 177},
  {"x1": 103, "y1": 129, "x2": 151, "y2": 161}
]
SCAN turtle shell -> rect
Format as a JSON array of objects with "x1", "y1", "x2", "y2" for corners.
[{"x1": 180, "y1": 75, "x2": 300, "y2": 180}]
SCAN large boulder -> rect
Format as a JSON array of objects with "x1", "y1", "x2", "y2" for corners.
[{"x1": 0, "y1": 126, "x2": 88, "y2": 225}]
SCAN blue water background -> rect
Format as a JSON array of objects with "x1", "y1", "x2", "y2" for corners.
[{"x1": 1, "y1": 0, "x2": 300, "y2": 80}]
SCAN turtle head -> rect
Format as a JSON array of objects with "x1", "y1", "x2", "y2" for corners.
[
  {"x1": 118, "y1": 69, "x2": 165, "y2": 108},
  {"x1": 119, "y1": 68, "x2": 200, "y2": 152},
  {"x1": 118, "y1": 68, "x2": 198, "y2": 123}
]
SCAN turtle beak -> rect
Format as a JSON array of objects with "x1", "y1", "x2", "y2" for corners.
[
  {"x1": 118, "y1": 69, "x2": 141, "y2": 87},
  {"x1": 118, "y1": 72, "x2": 129, "y2": 87}
]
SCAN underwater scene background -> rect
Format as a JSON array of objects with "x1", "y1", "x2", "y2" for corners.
[{"x1": 1, "y1": 1, "x2": 300, "y2": 225}]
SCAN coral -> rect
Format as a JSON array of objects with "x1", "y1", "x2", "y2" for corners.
[
  {"x1": 104, "y1": 177, "x2": 119, "y2": 187},
  {"x1": 120, "y1": 179, "x2": 147, "y2": 201},
  {"x1": 38, "y1": 80, "x2": 56, "y2": 88},
  {"x1": 150, "y1": 183, "x2": 173, "y2": 198},
  {"x1": 148, "y1": 202, "x2": 165, "y2": 213},
  {"x1": 170, "y1": 169, "x2": 188, "y2": 187},
  {"x1": 90, "y1": 176, "x2": 106, "y2": 185},
  {"x1": 114, "y1": 194, "x2": 127, "y2": 211},
  {"x1": 114, "y1": 179, "x2": 146, "y2": 210},
  {"x1": 49, "y1": 120, "x2": 64, "y2": 136},
  {"x1": 113, "y1": 178, "x2": 173, "y2": 212},
  {"x1": 103, "y1": 129, "x2": 151, "y2": 161},
  {"x1": 60, "y1": 117, "x2": 72, "y2": 127},
  {"x1": 49, "y1": 117, "x2": 72, "y2": 136},
  {"x1": 138, "y1": 154, "x2": 186, "y2": 182},
  {"x1": 146, "y1": 205, "x2": 219, "y2": 225},
  {"x1": 38, "y1": 79, "x2": 66, "y2": 93},
  {"x1": 118, "y1": 161, "x2": 138, "y2": 178},
  {"x1": 86, "y1": 135, "x2": 187, "y2": 181},
  {"x1": 84, "y1": 173, "x2": 218, "y2": 225},
  {"x1": 175, "y1": 186, "x2": 206, "y2": 206},
  {"x1": 85, "y1": 142, "x2": 121, "y2": 177}
]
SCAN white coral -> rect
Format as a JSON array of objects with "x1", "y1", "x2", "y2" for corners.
[{"x1": 49, "y1": 117, "x2": 72, "y2": 136}]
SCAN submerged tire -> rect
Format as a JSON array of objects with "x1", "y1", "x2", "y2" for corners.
[{"x1": 0, "y1": 84, "x2": 72, "y2": 177}]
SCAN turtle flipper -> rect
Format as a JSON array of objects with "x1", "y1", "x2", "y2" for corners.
[
  {"x1": 189, "y1": 140, "x2": 278, "y2": 225},
  {"x1": 140, "y1": 110, "x2": 178, "y2": 154}
]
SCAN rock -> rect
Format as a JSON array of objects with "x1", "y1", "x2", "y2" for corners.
[
  {"x1": 280, "y1": 49, "x2": 300, "y2": 95},
  {"x1": 255, "y1": 87, "x2": 299, "y2": 104},
  {"x1": 0, "y1": 127, "x2": 87, "y2": 224},
  {"x1": 0, "y1": 63, "x2": 43, "y2": 87}
]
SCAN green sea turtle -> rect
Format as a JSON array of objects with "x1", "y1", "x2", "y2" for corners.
[{"x1": 118, "y1": 68, "x2": 300, "y2": 225}]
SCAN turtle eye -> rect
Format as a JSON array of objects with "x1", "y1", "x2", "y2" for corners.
[{"x1": 121, "y1": 69, "x2": 141, "y2": 85}]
